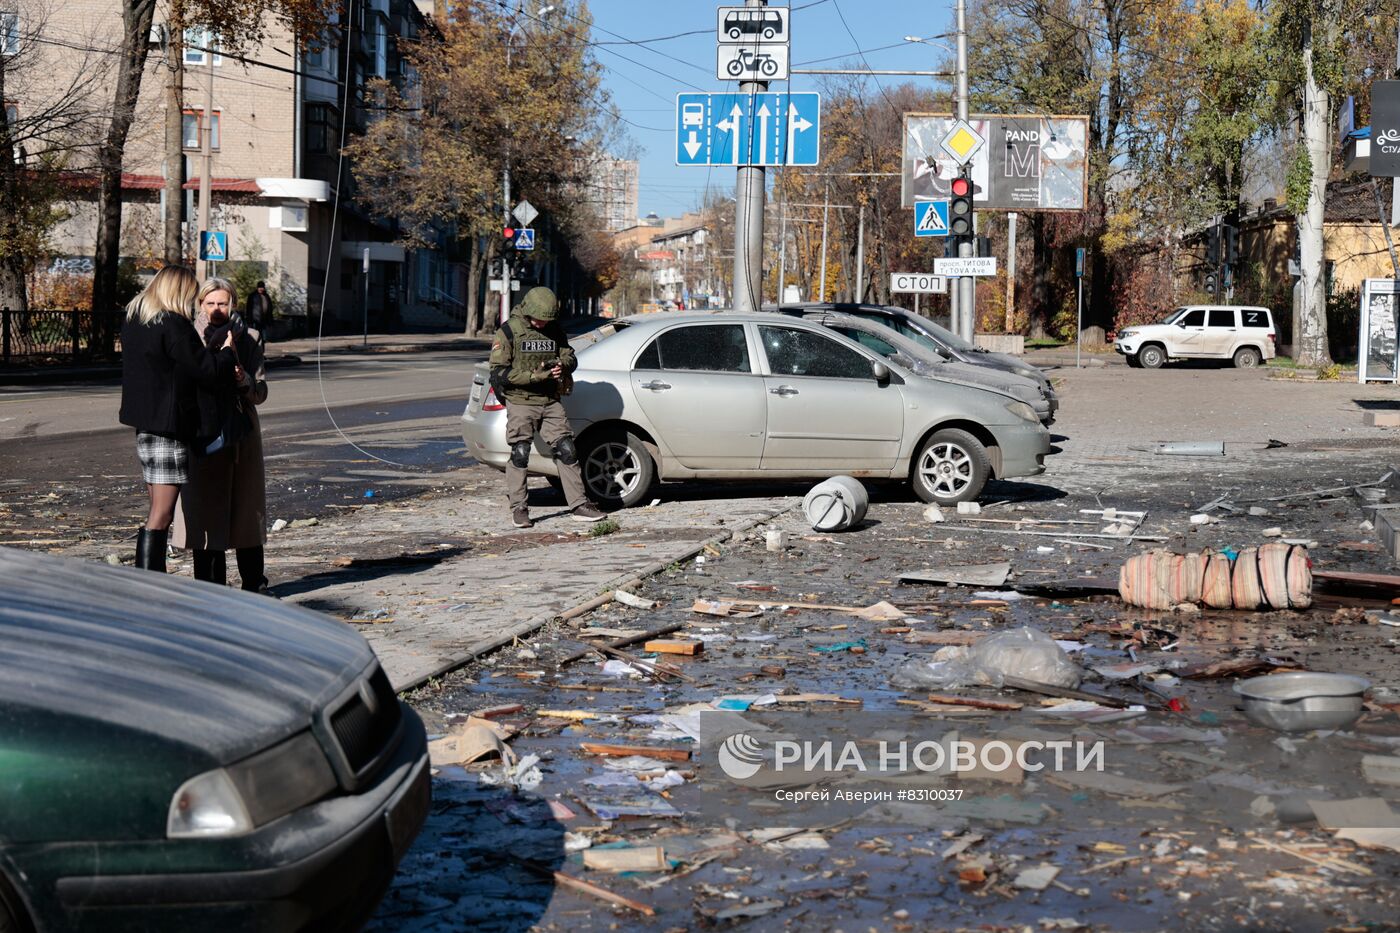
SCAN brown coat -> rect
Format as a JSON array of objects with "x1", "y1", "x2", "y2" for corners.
[{"x1": 172, "y1": 323, "x2": 268, "y2": 551}]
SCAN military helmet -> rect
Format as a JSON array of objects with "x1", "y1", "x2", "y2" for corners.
[{"x1": 518, "y1": 287, "x2": 559, "y2": 322}]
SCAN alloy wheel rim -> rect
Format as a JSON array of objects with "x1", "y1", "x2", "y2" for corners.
[
  {"x1": 919, "y1": 443, "x2": 973, "y2": 497},
  {"x1": 584, "y1": 442, "x2": 641, "y2": 499}
]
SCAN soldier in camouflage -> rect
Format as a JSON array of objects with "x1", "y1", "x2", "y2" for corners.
[{"x1": 488, "y1": 287, "x2": 606, "y2": 528}]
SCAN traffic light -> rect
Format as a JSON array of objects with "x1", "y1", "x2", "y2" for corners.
[
  {"x1": 1204, "y1": 272, "x2": 1217, "y2": 296},
  {"x1": 503, "y1": 226, "x2": 517, "y2": 245},
  {"x1": 1224, "y1": 225, "x2": 1238, "y2": 265},
  {"x1": 1206, "y1": 225, "x2": 1220, "y2": 266},
  {"x1": 949, "y1": 168, "x2": 974, "y2": 238}
]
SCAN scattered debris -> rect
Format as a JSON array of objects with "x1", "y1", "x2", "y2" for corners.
[
  {"x1": 582, "y1": 846, "x2": 668, "y2": 873},
  {"x1": 899, "y1": 563, "x2": 1011, "y2": 587},
  {"x1": 613, "y1": 589, "x2": 659, "y2": 610}
]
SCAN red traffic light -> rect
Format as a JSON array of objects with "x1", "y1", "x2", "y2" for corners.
[
  {"x1": 503, "y1": 227, "x2": 515, "y2": 239},
  {"x1": 950, "y1": 176, "x2": 972, "y2": 198}
]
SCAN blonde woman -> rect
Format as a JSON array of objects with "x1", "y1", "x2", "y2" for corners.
[
  {"x1": 118, "y1": 265, "x2": 237, "y2": 572},
  {"x1": 173, "y1": 278, "x2": 271, "y2": 592}
]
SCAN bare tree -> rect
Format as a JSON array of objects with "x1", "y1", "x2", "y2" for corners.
[{"x1": 0, "y1": 2, "x2": 111, "y2": 311}]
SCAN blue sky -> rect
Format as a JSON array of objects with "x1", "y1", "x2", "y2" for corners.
[{"x1": 582, "y1": 0, "x2": 959, "y2": 220}]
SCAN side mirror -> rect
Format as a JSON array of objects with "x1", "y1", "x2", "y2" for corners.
[
  {"x1": 872, "y1": 361, "x2": 890, "y2": 382},
  {"x1": 1176, "y1": 321, "x2": 1188, "y2": 328}
]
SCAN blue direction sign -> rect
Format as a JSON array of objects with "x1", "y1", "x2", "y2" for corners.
[
  {"x1": 515, "y1": 228, "x2": 536, "y2": 251},
  {"x1": 913, "y1": 200, "x2": 950, "y2": 237},
  {"x1": 198, "y1": 230, "x2": 227, "y2": 261},
  {"x1": 676, "y1": 92, "x2": 820, "y2": 167}
]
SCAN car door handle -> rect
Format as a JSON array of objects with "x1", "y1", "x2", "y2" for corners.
[
  {"x1": 639, "y1": 380, "x2": 672, "y2": 391},
  {"x1": 769, "y1": 385, "x2": 800, "y2": 397}
]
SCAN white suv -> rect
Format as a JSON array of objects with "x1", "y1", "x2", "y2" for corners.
[{"x1": 1115, "y1": 306, "x2": 1276, "y2": 369}]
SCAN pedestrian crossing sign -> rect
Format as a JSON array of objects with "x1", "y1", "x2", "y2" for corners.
[
  {"x1": 514, "y1": 228, "x2": 536, "y2": 251},
  {"x1": 199, "y1": 230, "x2": 227, "y2": 261},
  {"x1": 913, "y1": 200, "x2": 950, "y2": 237}
]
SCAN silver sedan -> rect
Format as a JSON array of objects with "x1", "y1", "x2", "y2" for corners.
[{"x1": 462, "y1": 313, "x2": 1052, "y2": 508}]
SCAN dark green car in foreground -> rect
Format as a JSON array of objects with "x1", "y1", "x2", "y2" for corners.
[{"x1": 0, "y1": 548, "x2": 430, "y2": 931}]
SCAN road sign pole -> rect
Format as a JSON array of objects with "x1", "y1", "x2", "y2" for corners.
[
  {"x1": 1076, "y1": 276, "x2": 1084, "y2": 369},
  {"x1": 732, "y1": 0, "x2": 768, "y2": 314}
]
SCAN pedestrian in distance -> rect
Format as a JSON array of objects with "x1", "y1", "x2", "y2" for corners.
[
  {"x1": 245, "y1": 280, "x2": 273, "y2": 334},
  {"x1": 173, "y1": 278, "x2": 271, "y2": 593},
  {"x1": 118, "y1": 265, "x2": 237, "y2": 573},
  {"x1": 489, "y1": 286, "x2": 606, "y2": 528}
]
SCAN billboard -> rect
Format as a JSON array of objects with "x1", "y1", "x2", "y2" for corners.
[
  {"x1": 1371, "y1": 81, "x2": 1400, "y2": 177},
  {"x1": 902, "y1": 114, "x2": 1089, "y2": 211}
]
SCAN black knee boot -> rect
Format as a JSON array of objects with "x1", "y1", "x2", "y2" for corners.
[
  {"x1": 134, "y1": 528, "x2": 168, "y2": 573},
  {"x1": 236, "y1": 547, "x2": 267, "y2": 593},
  {"x1": 193, "y1": 549, "x2": 227, "y2": 585}
]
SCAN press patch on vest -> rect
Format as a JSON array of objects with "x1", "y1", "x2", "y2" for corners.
[{"x1": 521, "y1": 339, "x2": 556, "y2": 353}]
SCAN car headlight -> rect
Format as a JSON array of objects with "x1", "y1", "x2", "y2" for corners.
[
  {"x1": 1118, "y1": 329, "x2": 1136, "y2": 339},
  {"x1": 1004, "y1": 401, "x2": 1039, "y2": 423},
  {"x1": 168, "y1": 768, "x2": 253, "y2": 839}
]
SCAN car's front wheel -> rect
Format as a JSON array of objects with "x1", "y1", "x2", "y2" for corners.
[
  {"x1": 581, "y1": 428, "x2": 656, "y2": 509},
  {"x1": 1125, "y1": 353, "x2": 1142, "y2": 368},
  {"x1": 1138, "y1": 344, "x2": 1166, "y2": 369},
  {"x1": 1233, "y1": 346, "x2": 1262, "y2": 368},
  {"x1": 911, "y1": 428, "x2": 991, "y2": 505}
]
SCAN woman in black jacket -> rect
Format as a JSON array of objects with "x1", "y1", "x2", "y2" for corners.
[{"x1": 118, "y1": 265, "x2": 236, "y2": 572}]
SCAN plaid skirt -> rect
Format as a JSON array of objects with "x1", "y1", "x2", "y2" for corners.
[{"x1": 136, "y1": 432, "x2": 190, "y2": 485}]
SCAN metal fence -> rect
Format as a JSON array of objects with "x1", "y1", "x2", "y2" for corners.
[{"x1": 0, "y1": 309, "x2": 125, "y2": 365}]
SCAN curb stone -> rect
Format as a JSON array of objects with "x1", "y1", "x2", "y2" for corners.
[{"x1": 397, "y1": 502, "x2": 798, "y2": 692}]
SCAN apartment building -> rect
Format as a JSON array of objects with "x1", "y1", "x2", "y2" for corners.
[
  {"x1": 587, "y1": 157, "x2": 638, "y2": 233},
  {"x1": 27, "y1": 0, "x2": 459, "y2": 329}
]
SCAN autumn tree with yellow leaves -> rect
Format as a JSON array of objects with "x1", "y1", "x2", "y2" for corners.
[{"x1": 345, "y1": 0, "x2": 620, "y2": 335}]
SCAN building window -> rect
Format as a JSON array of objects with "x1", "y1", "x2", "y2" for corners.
[
  {"x1": 181, "y1": 109, "x2": 220, "y2": 150},
  {"x1": 183, "y1": 27, "x2": 222, "y2": 66},
  {"x1": 305, "y1": 41, "x2": 337, "y2": 76},
  {"x1": 305, "y1": 103, "x2": 338, "y2": 154},
  {"x1": 2, "y1": 12, "x2": 18, "y2": 56},
  {"x1": 4, "y1": 103, "x2": 15, "y2": 126},
  {"x1": 374, "y1": 15, "x2": 387, "y2": 78}
]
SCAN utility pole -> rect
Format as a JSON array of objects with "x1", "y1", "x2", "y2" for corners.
[
  {"x1": 195, "y1": 52, "x2": 213, "y2": 281},
  {"x1": 818, "y1": 179, "x2": 830, "y2": 302},
  {"x1": 777, "y1": 190, "x2": 788, "y2": 303},
  {"x1": 163, "y1": 22, "x2": 185, "y2": 265},
  {"x1": 1005, "y1": 212, "x2": 1017, "y2": 332},
  {"x1": 954, "y1": 0, "x2": 974, "y2": 341},
  {"x1": 732, "y1": 0, "x2": 767, "y2": 313},
  {"x1": 855, "y1": 201, "x2": 865, "y2": 302}
]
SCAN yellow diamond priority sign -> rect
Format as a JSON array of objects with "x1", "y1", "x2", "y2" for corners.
[{"x1": 940, "y1": 120, "x2": 985, "y2": 165}]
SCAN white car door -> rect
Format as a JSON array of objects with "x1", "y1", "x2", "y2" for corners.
[
  {"x1": 755, "y1": 324, "x2": 903, "y2": 471},
  {"x1": 1171, "y1": 307, "x2": 1208, "y2": 355},
  {"x1": 630, "y1": 322, "x2": 766, "y2": 470},
  {"x1": 1204, "y1": 307, "x2": 1239, "y2": 356}
]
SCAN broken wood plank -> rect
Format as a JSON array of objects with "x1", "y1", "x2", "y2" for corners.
[
  {"x1": 644, "y1": 639, "x2": 704, "y2": 656},
  {"x1": 556, "y1": 622, "x2": 685, "y2": 667},
  {"x1": 579, "y1": 742, "x2": 692, "y2": 762},
  {"x1": 508, "y1": 856, "x2": 656, "y2": 916},
  {"x1": 925, "y1": 693, "x2": 1024, "y2": 711}
]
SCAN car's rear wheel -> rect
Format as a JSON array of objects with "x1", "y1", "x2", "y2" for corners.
[
  {"x1": 581, "y1": 429, "x2": 656, "y2": 509},
  {"x1": 911, "y1": 429, "x2": 991, "y2": 505},
  {"x1": 1138, "y1": 344, "x2": 1166, "y2": 369},
  {"x1": 1233, "y1": 346, "x2": 1261, "y2": 369}
]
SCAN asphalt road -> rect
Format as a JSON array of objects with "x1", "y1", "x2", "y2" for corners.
[{"x1": 0, "y1": 348, "x2": 487, "y2": 543}]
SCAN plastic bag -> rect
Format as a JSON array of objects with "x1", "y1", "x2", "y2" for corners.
[{"x1": 891, "y1": 626, "x2": 1081, "y2": 690}]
